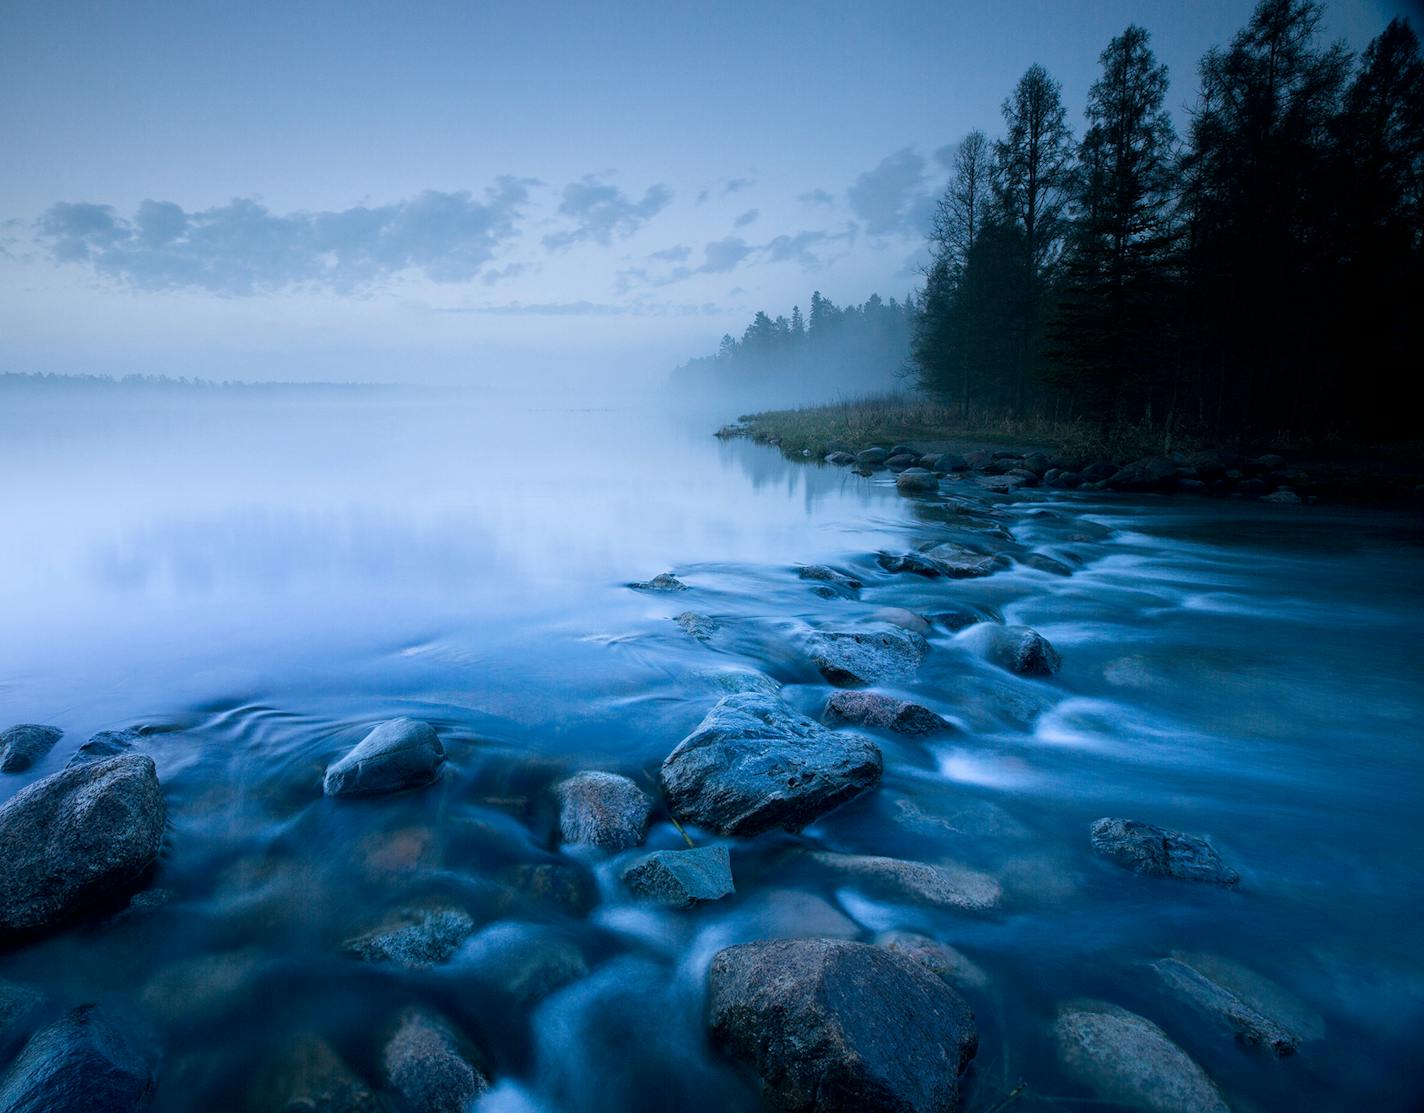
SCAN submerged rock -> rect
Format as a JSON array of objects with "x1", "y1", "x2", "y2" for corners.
[
  {"x1": 874, "y1": 932, "x2": 988, "y2": 990},
  {"x1": 1018, "y1": 552, "x2": 1073, "y2": 576},
  {"x1": 807, "y1": 852, "x2": 1001, "y2": 912},
  {"x1": 1055, "y1": 1001, "x2": 1229, "y2": 1113},
  {"x1": 623, "y1": 846, "x2": 734, "y2": 908},
  {"x1": 1090, "y1": 818, "x2": 1239, "y2": 885},
  {"x1": 825, "y1": 451, "x2": 855, "y2": 466},
  {"x1": 972, "y1": 624, "x2": 1062, "y2": 676},
  {"x1": 823, "y1": 691, "x2": 950, "y2": 736},
  {"x1": 342, "y1": 906, "x2": 476, "y2": 968},
  {"x1": 796, "y1": 565, "x2": 863, "y2": 593},
  {"x1": 0, "y1": 980, "x2": 44, "y2": 1056},
  {"x1": 806, "y1": 627, "x2": 929, "y2": 686},
  {"x1": 0, "y1": 724, "x2": 63, "y2": 773},
  {"x1": 660, "y1": 692, "x2": 882, "y2": 836},
  {"x1": 65, "y1": 727, "x2": 140, "y2": 769},
  {"x1": 708, "y1": 938, "x2": 977, "y2": 1113},
  {"x1": 554, "y1": 771, "x2": 652, "y2": 851},
  {"x1": 631, "y1": 572, "x2": 688, "y2": 591},
  {"x1": 0, "y1": 754, "x2": 165, "y2": 940},
  {"x1": 458, "y1": 921, "x2": 588, "y2": 1004},
  {"x1": 252, "y1": 1035, "x2": 377, "y2": 1113},
  {"x1": 323, "y1": 718, "x2": 445, "y2": 798},
  {"x1": 675, "y1": 611, "x2": 719, "y2": 641},
  {"x1": 1151, "y1": 953, "x2": 1318, "y2": 1057},
  {"x1": 977, "y1": 474, "x2": 1031, "y2": 492},
  {"x1": 920, "y1": 542, "x2": 1004, "y2": 578},
  {"x1": 0, "y1": 1005, "x2": 155, "y2": 1113},
  {"x1": 876, "y1": 549, "x2": 945, "y2": 577},
  {"x1": 896, "y1": 468, "x2": 938, "y2": 494},
  {"x1": 383, "y1": 1009, "x2": 488, "y2": 1113}
]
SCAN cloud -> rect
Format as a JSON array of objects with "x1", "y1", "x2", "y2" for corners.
[
  {"x1": 722, "y1": 177, "x2": 755, "y2": 195},
  {"x1": 542, "y1": 175, "x2": 672, "y2": 250},
  {"x1": 618, "y1": 225, "x2": 852, "y2": 291},
  {"x1": 762, "y1": 225, "x2": 857, "y2": 268},
  {"x1": 701, "y1": 236, "x2": 753, "y2": 273},
  {"x1": 649, "y1": 244, "x2": 691, "y2": 262},
  {"x1": 799, "y1": 188, "x2": 836, "y2": 207},
  {"x1": 732, "y1": 208, "x2": 759, "y2": 229},
  {"x1": 437, "y1": 299, "x2": 720, "y2": 317},
  {"x1": 847, "y1": 148, "x2": 932, "y2": 237},
  {"x1": 35, "y1": 180, "x2": 536, "y2": 294}
]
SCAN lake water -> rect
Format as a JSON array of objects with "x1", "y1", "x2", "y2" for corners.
[{"x1": 1, "y1": 388, "x2": 1422, "y2": 1111}]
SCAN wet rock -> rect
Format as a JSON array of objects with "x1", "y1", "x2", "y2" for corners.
[
  {"x1": 876, "y1": 550, "x2": 945, "y2": 577},
  {"x1": 874, "y1": 931, "x2": 989, "y2": 990},
  {"x1": 357, "y1": 825, "x2": 440, "y2": 880},
  {"x1": 383, "y1": 1008, "x2": 488, "y2": 1113},
  {"x1": 929, "y1": 607, "x2": 990, "y2": 632},
  {"x1": 870, "y1": 607, "x2": 931, "y2": 635},
  {"x1": 1048, "y1": 470, "x2": 1083, "y2": 488},
  {"x1": 807, "y1": 852, "x2": 1001, "y2": 912},
  {"x1": 252, "y1": 1035, "x2": 377, "y2": 1113},
  {"x1": 631, "y1": 572, "x2": 688, "y2": 591},
  {"x1": 660, "y1": 692, "x2": 882, "y2": 836},
  {"x1": 920, "y1": 541, "x2": 1003, "y2": 578},
  {"x1": 701, "y1": 668, "x2": 783, "y2": 697},
  {"x1": 1055, "y1": 1001, "x2": 1229, "y2": 1113},
  {"x1": 0, "y1": 1005, "x2": 155, "y2": 1113},
  {"x1": 886, "y1": 453, "x2": 918, "y2": 471},
  {"x1": 1090, "y1": 818, "x2": 1239, "y2": 885},
  {"x1": 1108, "y1": 456, "x2": 1179, "y2": 492},
  {"x1": 342, "y1": 906, "x2": 476, "y2": 968},
  {"x1": 890, "y1": 444, "x2": 916, "y2": 458},
  {"x1": 0, "y1": 980, "x2": 43, "y2": 1055},
  {"x1": 855, "y1": 447, "x2": 889, "y2": 466},
  {"x1": 965, "y1": 450, "x2": 994, "y2": 470},
  {"x1": 1151, "y1": 953, "x2": 1318, "y2": 1057},
  {"x1": 65, "y1": 728, "x2": 140, "y2": 769},
  {"x1": 796, "y1": 565, "x2": 862, "y2": 593},
  {"x1": 971, "y1": 624, "x2": 1062, "y2": 676},
  {"x1": 675, "y1": 612, "x2": 719, "y2": 640},
  {"x1": 824, "y1": 691, "x2": 950, "y2": 736},
  {"x1": 0, "y1": 724, "x2": 63, "y2": 774},
  {"x1": 499, "y1": 861, "x2": 598, "y2": 916},
  {"x1": 458, "y1": 921, "x2": 588, "y2": 1004},
  {"x1": 708, "y1": 938, "x2": 977, "y2": 1113},
  {"x1": 895, "y1": 468, "x2": 938, "y2": 494},
  {"x1": 1018, "y1": 552, "x2": 1073, "y2": 576},
  {"x1": 807, "y1": 627, "x2": 929, "y2": 686},
  {"x1": 554, "y1": 770, "x2": 652, "y2": 851},
  {"x1": 623, "y1": 846, "x2": 734, "y2": 908},
  {"x1": 1022, "y1": 452, "x2": 1050, "y2": 476},
  {"x1": 141, "y1": 948, "x2": 267, "y2": 1027},
  {"x1": 323, "y1": 718, "x2": 445, "y2": 798},
  {"x1": 825, "y1": 451, "x2": 855, "y2": 465},
  {"x1": 1262, "y1": 488, "x2": 1302, "y2": 504},
  {"x1": 977, "y1": 473, "x2": 1031, "y2": 492},
  {"x1": 920, "y1": 452, "x2": 967, "y2": 473},
  {"x1": 0, "y1": 754, "x2": 165, "y2": 940}
]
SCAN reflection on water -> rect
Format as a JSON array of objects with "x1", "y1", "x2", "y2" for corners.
[{"x1": 1, "y1": 388, "x2": 1422, "y2": 1111}]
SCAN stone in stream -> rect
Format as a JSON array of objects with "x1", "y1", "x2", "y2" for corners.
[
  {"x1": 675, "y1": 611, "x2": 719, "y2": 641},
  {"x1": 630, "y1": 571, "x2": 688, "y2": 591},
  {"x1": 382, "y1": 1008, "x2": 488, "y2": 1113},
  {"x1": 796, "y1": 564, "x2": 863, "y2": 593},
  {"x1": 660, "y1": 692, "x2": 882, "y2": 836},
  {"x1": 971, "y1": 624, "x2": 1062, "y2": 677},
  {"x1": 919, "y1": 452, "x2": 967, "y2": 473},
  {"x1": 1108, "y1": 456, "x2": 1179, "y2": 492},
  {"x1": 0, "y1": 754, "x2": 165, "y2": 940},
  {"x1": 870, "y1": 607, "x2": 931, "y2": 635},
  {"x1": 554, "y1": 770, "x2": 652, "y2": 851},
  {"x1": 885, "y1": 453, "x2": 918, "y2": 471},
  {"x1": 458, "y1": 921, "x2": 589, "y2": 1005},
  {"x1": 1090, "y1": 818, "x2": 1240, "y2": 885},
  {"x1": 823, "y1": 691, "x2": 951, "y2": 736},
  {"x1": 1018, "y1": 552, "x2": 1073, "y2": 576},
  {"x1": 323, "y1": 717, "x2": 445, "y2": 798},
  {"x1": 855, "y1": 447, "x2": 890, "y2": 466},
  {"x1": 806, "y1": 627, "x2": 929, "y2": 686},
  {"x1": 876, "y1": 550, "x2": 946, "y2": 577},
  {"x1": 825, "y1": 451, "x2": 855, "y2": 465},
  {"x1": 0, "y1": 1005, "x2": 155, "y2": 1113},
  {"x1": 895, "y1": 468, "x2": 938, "y2": 494},
  {"x1": 1262, "y1": 488, "x2": 1302, "y2": 504},
  {"x1": 708, "y1": 938, "x2": 977, "y2": 1113},
  {"x1": 623, "y1": 846, "x2": 735, "y2": 908},
  {"x1": 920, "y1": 541, "x2": 1004, "y2": 578},
  {"x1": 0, "y1": 724, "x2": 63, "y2": 774},
  {"x1": 806, "y1": 852, "x2": 1001, "y2": 912},
  {"x1": 874, "y1": 932, "x2": 989, "y2": 990},
  {"x1": 1151, "y1": 953, "x2": 1320, "y2": 1057},
  {"x1": 341, "y1": 906, "x2": 476, "y2": 968},
  {"x1": 0, "y1": 980, "x2": 44, "y2": 1056},
  {"x1": 65, "y1": 727, "x2": 141, "y2": 769},
  {"x1": 1055, "y1": 1001, "x2": 1229, "y2": 1113},
  {"x1": 251, "y1": 1035, "x2": 378, "y2": 1113},
  {"x1": 976, "y1": 473, "x2": 1031, "y2": 492}
]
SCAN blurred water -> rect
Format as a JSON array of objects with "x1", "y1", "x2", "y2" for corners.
[{"x1": 1, "y1": 388, "x2": 1421, "y2": 1111}]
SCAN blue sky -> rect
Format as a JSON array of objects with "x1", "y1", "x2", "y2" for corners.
[{"x1": 1, "y1": 0, "x2": 1413, "y2": 386}]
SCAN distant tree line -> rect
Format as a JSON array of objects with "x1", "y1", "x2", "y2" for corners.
[
  {"x1": 672, "y1": 292, "x2": 913, "y2": 406},
  {"x1": 913, "y1": 0, "x2": 1422, "y2": 443}
]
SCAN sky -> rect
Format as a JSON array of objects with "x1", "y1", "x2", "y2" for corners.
[{"x1": 1, "y1": 0, "x2": 1416, "y2": 389}]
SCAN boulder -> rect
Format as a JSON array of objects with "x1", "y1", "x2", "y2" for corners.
[
  {"x1": 1018, "y1": 552, "x2": 1073, "y2": 576},
  {"x1": 660, "y1": 692, "x2": 882, "y2": 836},
  {"x1": 825, "y1": 451, "x2": 856, "y2": 466},
  {"x1": 251, "y1": 1035, "x2": 378, "y2": 1113},
  {"x1": 874, "y1": 932, "x2": 988, "y2": 990},
  {"x1": 1151, "y1": 954, "x2": 1308, "y2": 1058},
  {"x1": 1048, "y1": 470, "x2": 1083, "y2": 488},
  {"x1": 675, "y1": 612, "x2": 719, "y2": 640},
  {"x1": 382, "y1": 1009, "x2": 488, "y2": 1113},
  {"x1": 631, "y1": 572, "x2": 688, "y2": 591},
  {"x1": 920, "y1": 542, "x2": 1003, "y2": 578},
  {"x1": 1108, "y1": 457, "x2": 1179, "y2": 492},
  {"x1": 65, "y1": 728, "x2": 140, "y2": 769},
  {"x1": 920, "y1": 452, "x2": 967, "y2": 473},
  {"x1": 796, "y1": 565, "x2": 862, "y2": 592},
  {"x1": 323, "y1": 718, "x2": 445, "y2": 798},
  {"x1": 1022, "y1": 452, "x2": 1050, "y2": 476},
  {"x1": 806, "y1": 628, "x2": 929, "y2": 686},
  {"x1": 1082, "y1": 461, "x2": 1118, "y2": 481},
  {"x1": 0, "y1": 980, "x2": 44, "y2": 1056},
  {"x1": 965, "y1": 450, "x2": 994, "y2": 470},
  {"x1": 0, "y1": 754, "x2": 165, "y2": 939},
  {"x1": 885, "y1": 454, "x2": 918, "y2": 470},
  {"x1": 0, "y1": 725, "x2": 63, "y2": 774},
  {"x1": 869, "y1": 607, "x2": 931, "y2": 635},
  {"x1": 856, "y1": 448, "x2": 890, "y2": 466},
  {"x1": 708, "y1": 939, "x2": 977, "y2": 1113},
  {"x1": 0, "y1": 1005, "x2": 154, "y2": 1113},
  {"x1": 554, "y1": 771, "x2": 652, "y2": 851},
  {"x1": 1261, "y1": 488, "x2": 1301, "y2": 504},
  {"x1": 972, "y1": 624, "x2": 1062, "y2": 676},
  {"x1": 824, "y1": 691, "x2": 950, "y2": 736},
  {"x1": 623, "y1": 846, "x2": 734, "y2": 908},
  {"x1": 1055, "y1": 1001, "x2": 1229, "y2": 1113},
  {"x1": 890, "y1": 445, "x2": 916, "y2": 458},
  {"x1": 976, "y1": 474, "x2": 1031, "y2": 492},
  {"x1": 1090, "y1": 818, "x2": 1239, "y2": 885},
  {"x1": 895, "y1": 468, "x2": 938, "y2": 494},
  {"x1": 807, "y1": 852, "x2": 1001, "y2": 912},
  {"x1": 458, "y1": 921, "x2": 588, "y2": 1004},
  {"x1": 342, "y1": 906, "x2": 476, "y2": 968},
  {"x1": 876, "y1": 550, "x2": 946, "y2": 577}
]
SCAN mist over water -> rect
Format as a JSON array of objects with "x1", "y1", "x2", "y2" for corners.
[{"x1": 2, "y1": 387, "x2": 1423, "y2": 1111}]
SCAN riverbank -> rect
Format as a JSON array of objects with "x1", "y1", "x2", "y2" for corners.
[{"x1": 720, "y1": 395, "x2": 1424, "y2": 504}]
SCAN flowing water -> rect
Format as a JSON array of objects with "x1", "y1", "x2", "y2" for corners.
[{"x1": 1, "y1": 387, "x2": 1421, "y2": 1111}]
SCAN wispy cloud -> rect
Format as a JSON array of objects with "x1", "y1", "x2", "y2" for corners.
[
  {"x1": 799, "y1": 188, "x2": 836, "y2": 207},
  {"x1": 847, "y1": 148, "x2": 933, "y2": 237},
  {"x1": 732, "y1": 208, "x2": 759, "y2": 229},
  {"x1": 35, "y1": 181, "x2": 536, "y2": 295},
  {"x1": 437, "y1": 299, "x2": 721, "y2": 317},
  {"x1": 619, "y1": 224, "x2": 853, "y2": 291},
  {"x1": 542, "y1": 175, "x2": 672, "y2": 250}
]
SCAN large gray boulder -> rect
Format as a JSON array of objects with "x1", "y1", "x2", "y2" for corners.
[
  {"x1": 806, "y1": 853, "x2": 1001, "y2": 912},
  {"x1": 1151, "y1": 953, "x2": 1319, "y2": 1058},
  {"x1": 1055, "y1": 1001, "x2": 1229, "y2": 1113},
  {"x1": 920, "y1": 542, "x2": 1004, "y2": 578},
  {"x1": 382, "y1": 1009, "x2": 488, "y2": 1113},
  {"x1": 0, "y1": 725, "x2": 63, "y2": 774},
  {"x1": 708, "y1": 938, "x2": 977, "y2": 1113},
  {"x1": 65, "y1": 728, "x2": 139, "y2": 769},
  {"x1": 622, "y1": 846, "x2": 734, "y2": 908},
  {"x1": 971, "y1": 624, "x2": 1062, "y2": 676},
  {"x1": 323, "y1": 718, "x2": 445, "y2": 797},
  {"x1": 660, "y1": 693, "x2": 882, "y2": 836},
  {"x1": 1107, "y1": 457, "x2": 1179, "y2": 492},
  {"x1": 824, "y1": 691, "x2": 950, "y2": 735},
  {"x1": 554, "y1": 770, "x2": 652, "y2": 851},
  {"x1": 895, "y1": 468, "x2": 938, "y2": 494},
  {"x1": 1090, "y1": 818, "x2": 1239, "y2": 885},
  {"x1": 341, "y1": 906, "x2": 475, "y2": 968},
  {"x1": 807, "y1": 628, "x2": 929, "y2": 686},
  {"x1": 0, "y1": 1005, "x2": 155, "y2": 1113},
  {"x1": 0, "y1": 754, "x2": 165, "y2": 940}
]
